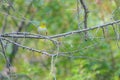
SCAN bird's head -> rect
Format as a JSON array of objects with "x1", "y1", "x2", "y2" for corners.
[{"x1": 39, "y1": 23, "x2": 46, "y2": 29}]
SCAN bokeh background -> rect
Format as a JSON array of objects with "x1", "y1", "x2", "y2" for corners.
[{"x1": 0, "y1": 0, "x2": 120, "y2": 80}]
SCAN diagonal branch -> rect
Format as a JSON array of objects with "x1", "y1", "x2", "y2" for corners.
[
  {"x1": 80, "y1": 0, "x2": 89, "y2": 40},
  {"x1": 1, "y1": 37, "x2": 53, "y2": 56},
  {"x1": 9, "y1": 0, "x2": 34, "y2": 64},
  {"x1": 1, "y1": 20, "x2": 120, "y2": 39},
  {"x1": 0, "y1": 37, "x2": 11, "y2": 70}
]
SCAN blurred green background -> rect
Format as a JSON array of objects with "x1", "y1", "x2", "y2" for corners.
[{"x1": 0, "y1": 0, "x2": 120, "y2": 80}]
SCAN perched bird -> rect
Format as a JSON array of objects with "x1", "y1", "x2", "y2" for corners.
[{"x1": 38, "y1": 22, "x2": 47, "y2": 35}]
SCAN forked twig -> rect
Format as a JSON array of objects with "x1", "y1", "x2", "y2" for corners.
[{"x1": 80, "y1": 0, "x2": 89, "y2": 40}]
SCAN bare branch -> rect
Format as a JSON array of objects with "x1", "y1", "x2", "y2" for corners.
[
  {"x1": 50, "y1": 20, "x2": 120, "y2": 39},
  {"x1": 1, "y1": 20, "x2": 120, "y2": 39},
  {"x1": 6, "y1": 0, "x2": 15, "y2": 11},
  {"x1": 1, "y1": 37, "x2": 53, "y2": 56},
  {"x1": 80, "y1": 0, "x2": 89, "y2": 40},
  {"x1": 0, "y1": 37, "x2": 11, "y2": 71},
  {"x1": 9, "y1": 0, "x2": 34, "y2": 64},
  {"x1": 102, "y1": 27, "x2": 106, "y2": 38}
]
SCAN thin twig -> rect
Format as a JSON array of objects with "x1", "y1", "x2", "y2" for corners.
[
  {"x1": 77, "y1": 0, "x2": 80, "y2": 29},
  {"x1": 102, "y1": 27, "x2": 106, "y2": 38},
  {"x1": 80, "y1": 0, "x2": 89, "y2": 40},
  {"x1": 6, "y1": 0, "x2": 15, "y2": 11},
  {"x1": 0, "y1": 36, "x2": 11, "y2": 71},
  {"x1": 112, "y1": 24, "x2": 120, "y2": 48},
  {"x1": 1, "y1": 14, "x2": 8, "y2": 33}
]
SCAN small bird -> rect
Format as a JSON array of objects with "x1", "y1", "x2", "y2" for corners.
[{"x1": 38, "y1": 23, "x2": 47, "y2": 35}]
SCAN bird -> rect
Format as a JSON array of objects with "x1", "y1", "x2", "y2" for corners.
[{"x1": 37, "y1": 22, "x2": 47, "y2": 35}]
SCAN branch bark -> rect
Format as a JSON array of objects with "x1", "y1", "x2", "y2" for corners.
[
  {"x1": 1, "y1": 20, "x2": 120, "y2": 39},
  {"x1": 80, "y1": 0, "x2": 89, "y2": 40}
]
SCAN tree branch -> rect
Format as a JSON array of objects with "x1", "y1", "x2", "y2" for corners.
[
  {"x1": 1, "y1": 20, "x2": 120, "y2": 39},
  {"x1": 1, "y1": 37, "x2": 53, "y2": 56},
  {"x1": 80, "y1": 0, "x2": 89, "y2": 40},
  {"x1": 0, "y1": 37, "x2": 10, "y2": 70}
]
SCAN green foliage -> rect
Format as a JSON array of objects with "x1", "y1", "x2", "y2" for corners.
[
  {"x1": 0, "y1": 0, "x2": 120, "y2": 80},
  {"x1": 113, "y1": 8, "x2": 120, "y2": 20}
]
